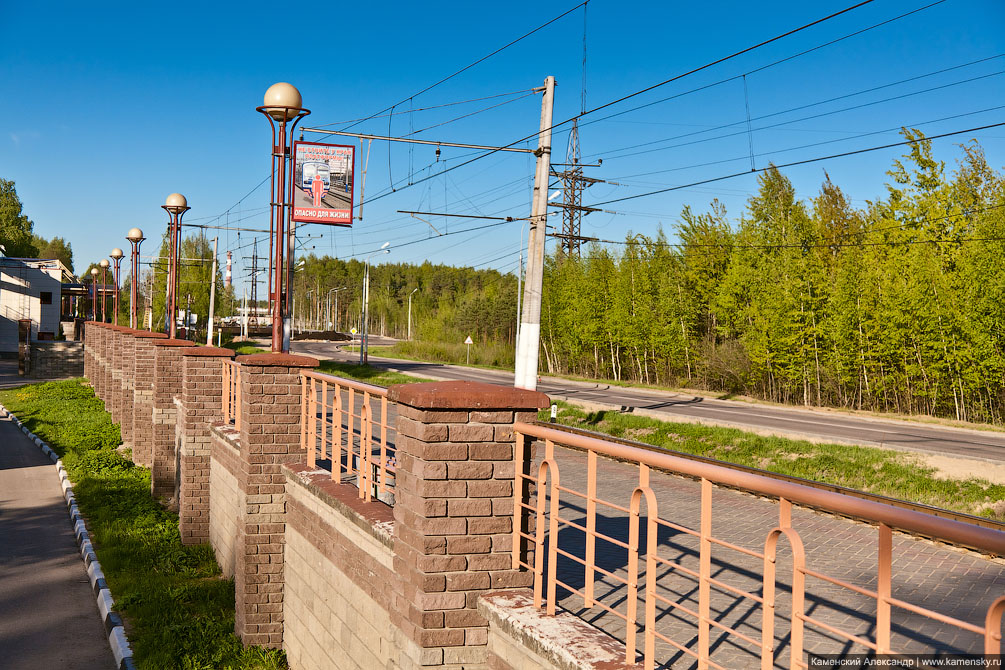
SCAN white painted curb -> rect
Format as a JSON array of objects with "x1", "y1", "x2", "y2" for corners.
[{"x1": 0, "y1": 404, "x2": 136, "y2": 670}]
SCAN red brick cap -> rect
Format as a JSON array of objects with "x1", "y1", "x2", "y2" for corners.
[
  {"x1": 133, "y1": 331, "x2": 169, "y2": 339},
  {"x1": 388, "y1": 380, "x2": 549, "y2": 410},
  {"x1": 151, "y1": 338, "x2": 198, "y2": 347},
  {"x1": 237, "y1": 353, "x2": 318, "y2": 368},
  {"x1": 181, "y1": 346, "x2": 236, "y2": 358},
  {"x1": 105, "y1": 325, "x2": 131, "y2": 332}
]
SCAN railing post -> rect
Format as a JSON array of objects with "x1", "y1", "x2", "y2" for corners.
[
  {"x1": 387, "y1": 380, "x2": 548, "y2": 668},
  {"x1": 177, "y1": 346, "x2": 235, "y2": 545},
  {"x1": 233, "y1": 352, "x2": 318, "y2": 648}
]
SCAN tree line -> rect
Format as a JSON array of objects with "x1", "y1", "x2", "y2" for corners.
[{"x1": 541, "y1": 132, "x2": 1005, "y2": 423}]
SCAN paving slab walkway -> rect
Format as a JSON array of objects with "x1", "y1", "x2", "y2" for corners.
[{"x1": 0, "y1": 366, "x2": 115, "y2": 669}]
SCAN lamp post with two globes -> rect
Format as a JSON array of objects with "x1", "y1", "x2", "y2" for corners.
[
  {"x1": 256, "y1": 82, "x2": 310, "y2": 353},
  {"x1": 162, "y1": 193, "x2": 190, "y2": 339},
  {"x1": 126, "y1": 228, "x2": 145, "y2": 329},
  {"x1": 110, "y1": 248, "x2": 123, "y2": 326}
]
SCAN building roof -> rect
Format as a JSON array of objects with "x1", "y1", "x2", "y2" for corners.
[{"x1": 0, "y1": 257, "x2": 76, "y2": 283}]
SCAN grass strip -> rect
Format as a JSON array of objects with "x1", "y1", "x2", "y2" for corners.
[
  {"x1": 317, "y1": 360, "x2": 432, "y2": 386},
  {"x1": 220, "y1": 339, "x2": 267, "y2": 355},
  {"x1": 542, "y1": 400, "x2": 1005, "y2": 520},
  {"x1": 0, "y1": 380, "x2": 286, "y2": 670}
]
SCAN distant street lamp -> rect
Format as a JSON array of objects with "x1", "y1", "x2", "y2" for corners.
[
  {"x1": 90, "y1": 268, "x2": 99, "y2": 321},
  {"x1": 126, "y1": 228, "x2": 145, "y2": 329},
  {"x1": 257, "y1": 82, "x2": 310, "y2": 353},
  {"x1": 110, "y1": 248, "x2": 123, "y2": 326},
  {"x1": 98, "y1": 259, "x2": 110, "y2": 323},
  {"x1": 360, "y1": 242, "x2": 390, "y2": 365},
  {"x1": 407, "y1": 287, "x2": 419, "y2": 341},
  {"x1": 162, "y1": 193, "x2": 190, "y2": 339}
]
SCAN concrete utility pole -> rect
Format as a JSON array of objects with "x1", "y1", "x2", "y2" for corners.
[
  {"x1": 514, "y1": 76, "x2": 555, "y2": 391},
  {"x1": 206, "y1": 236, "x2": 218, "y2": 346}
]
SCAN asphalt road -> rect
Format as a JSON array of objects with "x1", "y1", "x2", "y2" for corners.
[{"x1": 292, "y1": 341, "x2": 1005, "y2": 463}]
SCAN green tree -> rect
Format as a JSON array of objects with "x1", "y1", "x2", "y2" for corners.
[{"x1": 0, "y1": 179, "x2": 39, "y2": 257}]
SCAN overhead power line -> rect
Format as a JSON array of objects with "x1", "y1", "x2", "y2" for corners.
[
  {"x1": 586, "y1": 122, "x2": 1005, "y2": 207},
  {"x1": 359, "y1": 0, "x2": 884, "y2": 208},
  {"x1": 335, "y1": 1, "x2": 589, "y2": 132}
]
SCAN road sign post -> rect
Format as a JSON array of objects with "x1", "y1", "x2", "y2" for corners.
[{"x1": 464, "y1": 335, "x2": 473, "y2": 365}]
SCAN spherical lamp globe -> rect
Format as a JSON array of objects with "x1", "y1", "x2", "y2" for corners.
[
  {"x1": 90, "y1": 268, "x2": 98, "y2": 277},
  {"x1": 110, "y1": 248, "x2": 123, "y2": 260},
  {"x1": 126, "y1": 227, "x2": 144, "y2": 243},
  {"x1": 263, "y1": 82, "x2": 303, "y2": 121},
  {"x1": 164, "y1": 193, "x2": 188, "y2": 213},
  {"x1": 99, "y1": 259, "x2": 109, "y2": 269}
]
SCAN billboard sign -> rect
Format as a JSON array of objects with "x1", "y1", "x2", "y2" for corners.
[{"x1": 292, "y1": 141, "x2": 354, "y2": 225}]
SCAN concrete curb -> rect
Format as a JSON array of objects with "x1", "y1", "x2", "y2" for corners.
[{"x1": 0, "y1": 404, "x2": 136, "y2": 670}]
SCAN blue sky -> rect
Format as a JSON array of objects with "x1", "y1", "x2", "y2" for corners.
[{"x1": 2, "y1": 0, "x2": 1003, "y2": 292}]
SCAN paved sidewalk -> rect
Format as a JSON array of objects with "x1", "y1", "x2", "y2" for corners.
[{"x1": 0, "y1": 392, "x2": 115, "y2": 668}]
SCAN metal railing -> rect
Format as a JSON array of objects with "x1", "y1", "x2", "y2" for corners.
[
  {"x1": 300, "y1": 369, "x2": 396, "y2": 503},
  {"x1": 512, "y1": 421, "x2": 1005, "y2": 670},
  {"x1": 221, "y1": 359, "x2": 241, "y2": 430}
]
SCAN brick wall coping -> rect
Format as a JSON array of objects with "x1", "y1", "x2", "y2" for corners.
[
  {"x1": 85, "y1": 321, "x2": 108, "y2": 327},
  {"x1": 180, "y1": 346, "x2": 236, "y2": 358},
  {"x1": 236, "y1": 353, "x2": 318, "y2": 368},
  {"x1": 478, "y1": 590, "x2": 633, "y2": 670},
  {"x1": 388, "y1": 380, "x2": 549, "y2": 410},
  {"x1": 283, "y1": 463, "x2": 394, "y2": 547},
  {"x1": 134, "y1": 331, "x2": 169, "y2": 339},
  {"x1": 105, "y1": 325, "x2": 131, "y2": 332},
  {"x1": 151, "y1": 339, "x2": 198, "y2": 348}
]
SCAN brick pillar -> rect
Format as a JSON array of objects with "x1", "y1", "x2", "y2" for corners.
[
  {"x1": 386, "y1": 381, "x2": 548, "y2": 669},
  {"x1": 234, "y1": 353, "x2": 318, "y2": 647},
  {"x1": 150, "y1": 338, "x2": 196, "y2": 502},
  {"x1": 118, "y1": 330, "x2": 137, "y2": 449},
  {"x1": 83, "y1": 321, "x2": 94, "y2": 382},
  {"x1": 178, "y1": 347, "x2": 235, "y2": 545},
  {"x1": 93, "y1": 323, "x2": 106, "y2": 400},
  {"x1": 109, "y1": 327, "x2": 124, "y2": 425},
  {"x1": 131, "y1": 332, "x2": 168, "y2": 467}
]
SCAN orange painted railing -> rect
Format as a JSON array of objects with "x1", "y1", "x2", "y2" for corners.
[
  {"x1": 221, "y1": 359, "x2": 241, "y2": 431},
  {"x1": 512, "y1": 421, "x2": 1005, "y2": 670},
  {"x1": 299, "y1": 369, "x2": 395, "y2": 503}
]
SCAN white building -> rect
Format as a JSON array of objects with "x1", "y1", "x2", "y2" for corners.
[{"x1": 0, "y1": 258, "x2": 75, "y2": 353}]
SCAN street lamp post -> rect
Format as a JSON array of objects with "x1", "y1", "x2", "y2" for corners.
[
  {"x1": 126, "y1": 228, "x2": 145, "y2": 329},
  {"x1": 360, "y1": 243, "x2": 390, "y2": 365},
  {"x1": 257, "y1": 82, "x2": 310, "y2": 353},
  {"x1": 98, "y1": 259, "x2": 110, "y2": 323},
  {"x1": 90, "y1": 268, "x2": 99, "y2": 320},
  {"x1": 110, "y1": 248, "x2": 123, "y2": 326},
  {"x1": 408, "y1": 287, "x2": 419, "y2": 340},
  {"x1": 162, "y1": 193, "x2": 190, "y2": 339}
]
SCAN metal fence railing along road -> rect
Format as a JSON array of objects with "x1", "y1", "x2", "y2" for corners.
[
  {"x1": 221, "y1": 359, "x2": 240, "y2": 431},
  {"x1": 511, "y1": 421, "x2": 1005, "y2": 670},
  {"x1": 300, "y1": 369, "x2": 396, "y2": 504}
]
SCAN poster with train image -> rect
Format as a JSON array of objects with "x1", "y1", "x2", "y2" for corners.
[{"x1": 292, "y1": 141, "x2": 354, "y2": 225}]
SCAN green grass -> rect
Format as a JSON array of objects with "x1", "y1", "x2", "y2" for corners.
[
  {"x1": 317, "y1": 360, "x2": 432, "y2": 386},
  {"x1": 541, "y1": 401, "x2": 1005, "y2": 521},
  {"x1": 349, "y1": 339, "x2": 515, "y2": 369},
  {"x1": 220, "y1": 340, "x2": 267, "y2": 355},
  {"x1": 0, "y1": 380, "x2": 286, "y2": 670}
]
